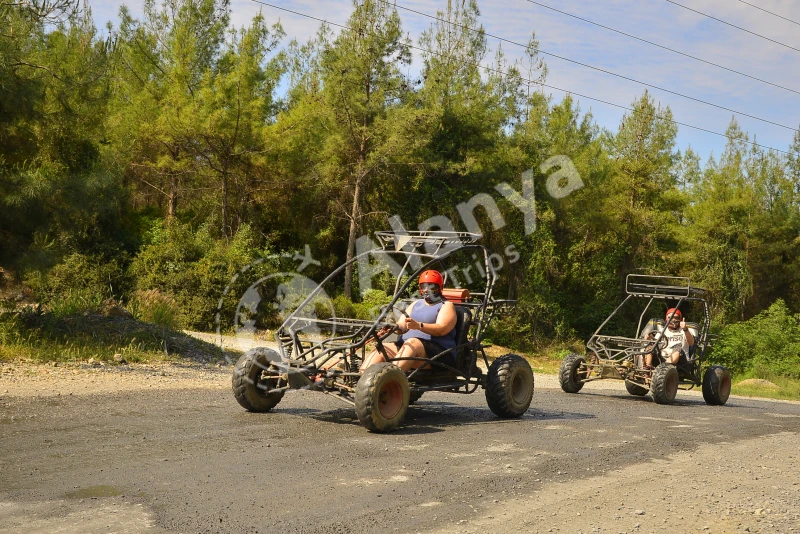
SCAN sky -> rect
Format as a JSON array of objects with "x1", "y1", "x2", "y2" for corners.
[{"x1": 90, "y1": 0, "x2": 800, "y2": 163}]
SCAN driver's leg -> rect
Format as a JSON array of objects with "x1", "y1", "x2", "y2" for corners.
[
  {"x1": 667, "y1": 350, "x2": 680, "y2": 365},
  {"x1": 392, "y1": 338, "x2": 428, "y2": 372},
  {"x1": 360, "y1": 343, "x2": 399, "y2": 371}
]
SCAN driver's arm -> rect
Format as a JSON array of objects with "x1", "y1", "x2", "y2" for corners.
[
  {"x1": 683, "y1": 325, "x2": 695, "y2": 346},
  {"x1": 410, "y1": 301, "x2": 457, "y2": 337},
  {"x1": 397, "y1": 302, "x2": 415, "y2": 331}
]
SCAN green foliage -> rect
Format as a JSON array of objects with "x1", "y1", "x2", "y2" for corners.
[
  {"x1": 27, "y1": 253, "x2": 125, "y2": 299},
  {"x1": 712, "y1": 300, "x2": 800, "y2": 379},
  {"x1": 332, "y1": 289, "x2": 392, "y2": 321},
  {"x1": 128, "y1": 289, "x2": 182, "y2": 330},
  {"x1": 0, "y1": 309, "x2": 226, "y2": 363},
  {"x1": 129, "y1": 221, "x2": 269, "y2": 330},
  {"x1": 2, "y1": 0, "x2": 800, "y2": 357}
]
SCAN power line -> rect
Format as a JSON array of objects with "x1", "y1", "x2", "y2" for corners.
[
  {"x1": 247, "y1": 0, "x2": 793, "y2": 156},
  {"x1": 521, "y1": 0, "x2": 800, "y2": 97},
  {"x1": 736, "y1": 0, "x2": 800, "y2": 27},
  {"x1": 665, "y1": 0, "x2": 800, "y2": 54},
  {"x1": 381, "y1": 0, "x2": 799, "y2": 134}
]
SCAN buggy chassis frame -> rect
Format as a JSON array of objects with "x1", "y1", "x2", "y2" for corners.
[
  {"x1": 581, "y1": 275, "x2": 713, "y2": 390},
  {"x1": 258, "y1": 232, "x2": 516, "y2": 406}
]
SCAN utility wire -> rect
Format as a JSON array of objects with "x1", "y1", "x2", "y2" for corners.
[
  {"x1": 736, "y1": 0, "x2": 800, "y2": 27},
  {"x1": 380, "y1": 0, "x2": 799, "y2": 133},
  {"x1": 521, "y1": 0, "x2": 800, "y2": 97},
  {"x1": 665, "y1": 0, "x2": 800, "y2": 54},
  {"x1": 248, "y1": 0, "x2": 793, "y2": 156}
]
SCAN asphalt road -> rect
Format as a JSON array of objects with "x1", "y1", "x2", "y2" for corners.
[{"x1": 2, "y1": 371, "x2": 799, "y2": 534}]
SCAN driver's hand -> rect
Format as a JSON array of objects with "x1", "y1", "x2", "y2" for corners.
[
  {"x1": 397, "y1": 316, "x2": 408, "y2": 331},
  {"x1": 377, "y1": 326, "x2": 393, "y2": 336},
  {"x1": 406, "y1": 318, "x2": 420, "y2": 331},
  {"x1": 680, "y1": 320, "x2": 687, "y2": 330}
]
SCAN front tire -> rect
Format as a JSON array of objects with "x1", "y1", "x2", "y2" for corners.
[
  {"x1": 702, "y1": 365, "x2": 732, "y2": 406},
  {"x1": 651, "y1": 363, "x2": 678, "y2": 405},
  {"x1": 559, "y1": 353, "x2": 586, "y2": 393},
  {"x1": 355, "y1": 363, "x2": 410, "y2": 432},
  {"x1": 232, "y1": 348, "x2": 284, "y2": 412},
  {"x1": 485, "y1": 354, "x2": 534, "y2": 418}
]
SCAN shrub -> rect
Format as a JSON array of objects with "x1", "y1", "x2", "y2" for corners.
[
  {"x1": 712, "y1": 299, "x2": 800, "y2": 379},
  {"x1": 128, "y1": 289, "x2": 182, "y2": 330},
  {"x1": 129, "y1": 222, "x2": 276, "y2": 331},
  {"x1": 25, "y1": 253, "x2": 129, "y2": 316}
]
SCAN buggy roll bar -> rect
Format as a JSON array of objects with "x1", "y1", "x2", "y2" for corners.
[
  {"x1": 626, "y1": 274, "x2": 707, "y2": 298},
  {"x1": 374, "y1": 231, "x2": 481, "y2": 253},
  {"x1": 275, "y1": 238, "x2": 505, "y2": 364}
]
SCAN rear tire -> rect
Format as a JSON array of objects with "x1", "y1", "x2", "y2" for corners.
[
  {"x1": 651, "y1": 363, "x2": 678, "y2": 405},
  {"x1": 702, "y1": 365, "x2": 732, "y2": 406},
  {"x1": 625, "y1": 380, "x2": 648, "y2": 396},
  {"x1": 355, "y1": 363, "x2": 409, "y2": 432},
  {"x1": 559, "y1": 353, "x2": 586, "y2": 393},
  {"x1": 485, "y1": 354, "x2": 534, "y2": 418},
  {"x1": 232, "y1": 348, "x2": 284, "y2": 412}
]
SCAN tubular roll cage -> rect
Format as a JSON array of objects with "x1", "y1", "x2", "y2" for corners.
[
  {"x1": 265, "y1": 232, "x2": 516, "y2": 404},
  {"x1": 582, "y1": 275, "x2": 712, "y2": 387}
]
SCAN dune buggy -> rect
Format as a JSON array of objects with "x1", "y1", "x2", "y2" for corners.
[
  {"x1": 232, "y1": 231, "x2": 534, "y2": 432},
  {"x1": 558, "y1": 275, "x2": 731, "y2": 405}
]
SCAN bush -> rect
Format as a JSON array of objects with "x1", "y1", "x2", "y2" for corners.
[
  {"x1": 128, "y1": 289, "x2": 182, "y2": 330},
  {"x1": 712, "y1": 299, "x2": 800, "y2": 379},
  {"x1": 129, "y1": 222, "x2": 276, "y2": 331},
  {"x1": 331, "y1": 290, "x2": 392, "y2": 321},
  {"x1": 25, "y1": 253, "x2": 129, "y2": 316}
]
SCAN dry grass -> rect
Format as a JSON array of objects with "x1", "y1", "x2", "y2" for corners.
[
  {"x1": 731, "y1": 376, "x2": 800, "y2": 402},
  {"x1": 482, "y1": 343, "x2": 563, "y2": 375},
  {"x1": 0, "y1": 311, "x2": 231, "y2": 364}
]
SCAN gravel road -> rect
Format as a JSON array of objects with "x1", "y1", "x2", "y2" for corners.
[{"x1": 1, "y1": 360, "x2": 798, "y2": 534}]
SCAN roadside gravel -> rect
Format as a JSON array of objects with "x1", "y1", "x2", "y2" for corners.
[{"x1": 2, "y1": 359, "x2": 799, "y2": 534}]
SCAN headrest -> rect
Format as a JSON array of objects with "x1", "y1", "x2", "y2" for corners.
[{"x1": 441, "y1": 288, "x2": 470, "y2": 303}]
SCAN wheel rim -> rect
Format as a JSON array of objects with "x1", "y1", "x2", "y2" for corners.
[
  {"x1": 571, "y1": 361, "x2": 585, "y2": 382},
  {"x1": 378, "y1": 380, "x2": 403, "y2": 419},
  {"x1": 511, "y1": 372, "x2": 531, "y2": 405},
  {"x1": 719, "y1": 372, "x2": 732, "y2": 399},
  {"x1": 666, "y1": 371, "x2": 678, "y2": 398}
]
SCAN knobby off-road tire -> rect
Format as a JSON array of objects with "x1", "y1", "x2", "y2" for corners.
[
  {"x1": 232, "y1": 348, "x2": 284, "y2": 412},
  {"x1": 485, "y1": 354, "x2": 534, "y2": 418},
  {"x1": 559, "y1": 353, "x2": 586, "y2": 393},
  {"x1": 625, "y1": 380, "x2": 649, "y2": 396},
  {"x1": 702, "y1": 365, "x2": 732, "y2": 406},
  {"x1": 408, "y1": 390, "x2": 424, "y2": 405},
  {"x1": 651, "y1": 362, "x2": 678, "y2": 405},
  {"x1": 355, "y1": 363, "x2": 410, "y2": 433}
]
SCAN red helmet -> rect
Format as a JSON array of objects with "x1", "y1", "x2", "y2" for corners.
[
  {"x1": 666, "y1": 308, "x2": 682, "y2": 320},
  {"x1": 419, "y1": 270, "x2": 443, "y2": 287}
]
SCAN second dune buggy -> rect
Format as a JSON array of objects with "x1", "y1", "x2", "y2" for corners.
[
  {"x1": 232, "y1": 231, "x2": 534, "y2": 432},
  {"x1": 558, "y1": 275, "x2": 731, "y2": 406}
]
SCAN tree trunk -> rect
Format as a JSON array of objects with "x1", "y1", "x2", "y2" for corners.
[
  {"x1": 168, "y1": 174, "x2": 178, "y2": 219},
  {"x1": 222, "y1": 170, "x2": 229, "y2": 238},
  {"x1": 343, "y1": 176, "x2": 362, "y2": 299}
]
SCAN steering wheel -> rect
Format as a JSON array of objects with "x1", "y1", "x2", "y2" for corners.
[{"x1": 371, "y1": 304, "x2": 410, "y2": 343}]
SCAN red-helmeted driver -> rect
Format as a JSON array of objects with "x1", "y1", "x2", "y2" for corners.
[
  {"x1": 361, "y1": 269, "x2": 457, "y2": 372},
  {"x1": 644, "y1": 308, "x2": 695, "y2": 369}
]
